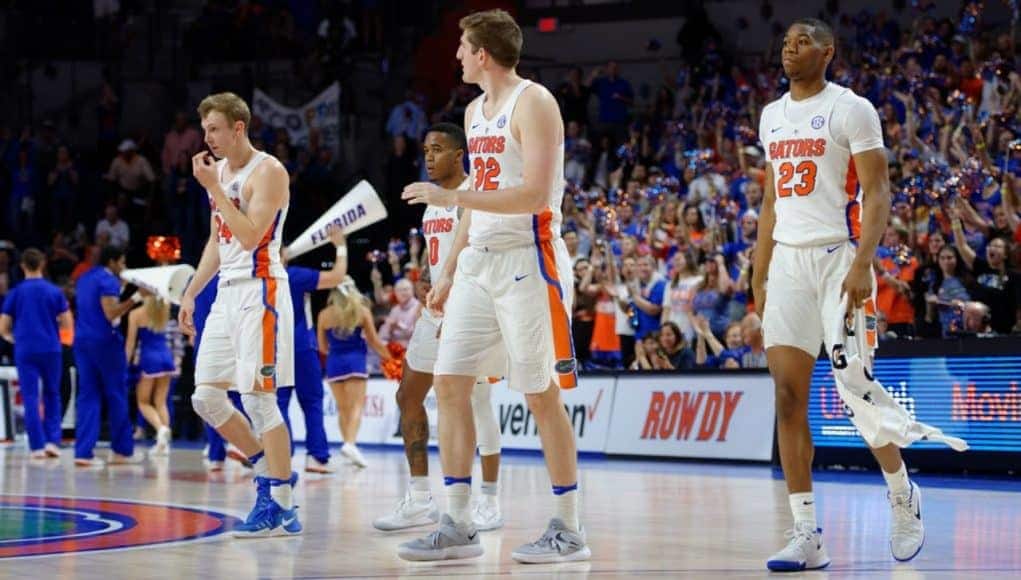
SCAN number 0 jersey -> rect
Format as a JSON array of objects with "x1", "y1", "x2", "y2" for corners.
[
  {"x1": 758, "y1": 82, "x2": 884, "y2": 247},
  {"x1": 420, "y1": 178, "x2": 468, "y2": 323},
  {"x1": 466, "y1": 79, "x2": 566, "y2": 251}
]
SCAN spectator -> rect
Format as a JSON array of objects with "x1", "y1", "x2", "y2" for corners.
[
  {"x1": 692, "y1": 253, "x2": 733, "y2": 338},
  {"x1": 911, "y1": 231, "x2": 947, "y2": 337},
  {"x1": 378, "y1": 278, "x2": 420, "y2": 348},
  {"x1": 105, "y1": 139, "x2": 155, "y2": 202},
  {"x1": 655, "y1": 321, "x2": 695, "y2": 370},
  {"x1": 572, "y1": 258, "x2": 599, "y2": 366},
  {"x1": 47, "y1": 145, "x2": 79, "y2": 234},
  {"x1": 660, "y1": 249, "x2": 701, "y2": 342},
  {"x1": 564, "y1": 229, "x2": 586, "y2": 265},
  {"x1": 611, "y1": 255, "x2": 638, "y2": 365},
  {"x1": 95, "y1": 204, "x2": 131, "y2": 250},
  {"x1": 590, "y1": 61, "x2": 633, "y2": 143},
  {"x1": 961, "y1": 301, "x2": 998, "y2": 337},
  {"x1": 924, "y1": 247, "x2": 972, "y2": 338},
  {"x1": 626, "y1": 255, "x2": 665, "y2": 340},
  {"x1": 564, "y1": 121, "x2": 591, "y2": 184},
  {"x1": 556, "y1": 67, "x2": 593, "y2": 128},
  {"x1": 952, "y1": 231, "x2": 1021, "y2": 335},
  {"x1": 875, "y1": 222, "x2": 918, "y2": 337},
  {"x1": 738, "y1": 313, "x2": 767, "y2": 368},
  {"x1": 386, "y1": 90, "x2": 427, "y2": 144},
  {"x1": 161, "y1": 112, "x2": 203, "y2": 175},
  {"x1": 589, "y1": 242, "x2": 621, "y2": 368},
  {"x1": 694, "y1": 318, "x2": 744, "y2": 369},
  {"x1": 9, "y1": 148, "x2": 38, "y2": 244}
]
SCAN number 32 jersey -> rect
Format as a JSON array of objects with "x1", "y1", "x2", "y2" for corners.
[{"x1": 759, "y1": 82, "x2": 884, "y2": 247}]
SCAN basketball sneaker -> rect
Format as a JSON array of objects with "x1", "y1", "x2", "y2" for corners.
[
  {"x1": 373, "y1": 491, "x2": 439, "y2": 531},
  {"x1": 340, "y1": 443, "x2": 368, "y2": 468},
  {"x1": 889, "y1": 481, "x2": 924, "y2": 561},
  {"x1": 305, "y1": 456, "x2": 334, "y2": 474},
  {"x1": 471, "y1": 496, "x2": 503, "y2": 531},
  {"x1": 247, "y1": 471, "x2": 299, "y2": 524},
  {"x1": 231, "y1": 499, "x2": 302, "y2": 538},
  {"x1": 397, "y1": 514, "x2": 482, "y2": 561},
  {"x1": 511, "y1": 518, "x2": 591, "y2": 563},
  {"x1": 766, "y1": 521, "x2": 830, "y2": 572}
]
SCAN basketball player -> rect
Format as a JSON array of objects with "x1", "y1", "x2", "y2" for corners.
[
  {"x1": 399, "y1": 10, "x2": 590, "y2": 563},
  {"x1": 277, "y1": 228, "x2": 348, "y2": 474},
  {"x1": 178, "y1": 92, "x2": 300, "y2": 537},
  {"x1": 754, "y1": 19, "x2": 964, "y2": 571},
  {"x1": 373, "y1": 123, "x2": 505, "y2": 532}
]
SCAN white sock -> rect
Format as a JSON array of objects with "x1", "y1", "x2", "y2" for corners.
[
  {"x1": 789, "y1": 492, "x2": 817, "y2": 528},
  {"x1": 410, "y1": 476, "x2": 430, "y2": 502},
  {"x1": 251, "y1": 454, "x2": 269, "y2": 478},
  {"x1": 481, "y1": 481, "x2": 499, "y2": 506},
  {"x1": 446, "y1": 483, "x2": 471, "y2": 525},
  {"x1": 270, "y1": 480, "x2": 293, "y2": 509},
  {"x1": 554, "y1": 489, "x2": 580, "y2": 533},
  {"x1": 882, "y1": 462, "x2": 911, "y2": 495}
]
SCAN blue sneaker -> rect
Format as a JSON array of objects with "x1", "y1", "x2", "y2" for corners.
[
  {"x1": 244, "y1": 471, "x2": 299, "y2": 524},
  {"x1": 232, "y1": 499, "x2": 302, "y2": 538}
]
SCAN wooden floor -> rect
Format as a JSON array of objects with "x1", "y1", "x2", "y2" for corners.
[{"x1": 0, "y1": 444, "x2": 1019, "y2": 579}]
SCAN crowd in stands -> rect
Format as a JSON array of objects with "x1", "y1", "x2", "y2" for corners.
[{"x1": 2, "y1": 2, "x2": 1020, "y2": 376}]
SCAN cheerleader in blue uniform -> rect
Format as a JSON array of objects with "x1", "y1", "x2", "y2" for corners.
[
  {"x1": 125, "y1": 294, "x2": 175, "y2": 455},
  {"x1": 316, "y1": 277, "x2": 390, "y2": 467}
]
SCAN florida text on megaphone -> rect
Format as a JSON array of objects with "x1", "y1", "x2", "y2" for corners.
[{"x1": 309, "y1": 203, "x2": 368, "y2": 246}]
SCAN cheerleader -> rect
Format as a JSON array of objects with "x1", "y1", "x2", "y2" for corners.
[
  {"x1": 125, "y1": 293, "x2": 175, "y2": 455},
  {"x1": 317, "y1": 278, "x2": 391, "y2": 467}
]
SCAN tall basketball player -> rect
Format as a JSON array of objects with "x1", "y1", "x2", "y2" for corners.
[
  {"x1": 178, "y1": 92, "x2": 300, "y2": 537},
  {"x1": 399, "y1": 10, "x2": 590, "y2": 563},
  {"x1": 373, "y1": 123, "x2": 505, "y2": 533},
  {"x1": 754, "y1": 19, "x2": 964, "y2": 571}
]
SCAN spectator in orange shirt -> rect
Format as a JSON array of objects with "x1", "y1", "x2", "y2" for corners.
[{"x1": 875, "y1": 222, "x2": 917, "y2": 338}]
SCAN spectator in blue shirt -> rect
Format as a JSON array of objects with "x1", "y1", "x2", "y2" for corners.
[
  {"x1": 590, "y1": 61, "x2": 634, "y2": 142},
  {"x1": 627, "y1": 255, "x2": 665, "y2": 339},
  {"x1": 0, "y1": 248, "x2": 71, "y2": 458},
  {"x1": 386, "y1": 90, "x2": 428, "y2": 143},
  {"x1": 277, "y1": 229, "x2": 348, "y2": 474},
  {"x1": 73, "y1": 245, "x2": 142, "y2": 466}
]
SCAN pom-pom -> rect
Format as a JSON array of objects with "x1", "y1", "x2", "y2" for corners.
[
  {"x1": 146, "y1": 236, "x2": 181, "y2": 263},
  {"x1": 381, "y1": 342, "x2": 406, "y2": 381}
]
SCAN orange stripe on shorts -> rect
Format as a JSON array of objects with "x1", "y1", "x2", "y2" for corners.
[
  {"x1": 540, "y1": 239, "x2": 577, "y2": 389},
  {"x1": 260, "y1": 278, "x2": 278, "y2": 391}
]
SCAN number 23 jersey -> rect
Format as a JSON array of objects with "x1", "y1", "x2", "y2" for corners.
[{"x1": 758, "y1": 82, "x2": 884, "y2": 247}]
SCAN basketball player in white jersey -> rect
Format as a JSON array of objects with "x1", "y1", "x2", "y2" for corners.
[
  {"x1": 398, "y1": 9, "x2": 590, "y2": 563},
  {"x1": 373, "y1": 123, "x2": 506, "y2": 533},
  {"x1": 754, "y1": 20, "x2": 963, "y2": 570},
  {"x1": 178, "y1": 92, "x2": 301, "y2": 537}
]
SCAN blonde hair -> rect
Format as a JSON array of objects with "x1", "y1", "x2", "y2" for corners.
[
  {"x1": 197, "y1": 92, "x2": 251, "y2": 129},
  {"x1": 143, "y1": 296, "x2": 170, "y2": 331},
  {"x1": 327, "y1": 279, "x2": 367, "y2": 332},
  {"x1": 459, "y1": 9, "x2": 522, "y2": 69}
]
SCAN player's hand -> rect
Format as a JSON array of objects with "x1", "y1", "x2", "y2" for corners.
[
  {"x1": 426, "y1": 272, "x2": 453, "y2": 317},
  {"x1": 178, "y1": 294, "x2": 196, "y2": 336},
  {"x1": 840, "y1": 262, "x2": 873, "y2": 314},
  {"x1": 191, "y1": 152, "x2": 219, "y2": 191},
  {"x1": 402, "y1": 182, "x2": 456, "y2": 207}
]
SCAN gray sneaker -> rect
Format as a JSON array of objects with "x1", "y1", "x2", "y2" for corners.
[
  {"x1": 397, "y1": 514, "x2": 483, "y2": 561},
  {"x1": 511, "y1": 518, "x2": 592, "y2": 564}
]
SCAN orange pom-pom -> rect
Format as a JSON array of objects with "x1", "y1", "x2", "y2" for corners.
[
  {"x1": 381, "y1": 341, "x2": 407, "y2": 381},
  {"x1": 146, "y1": 236, "x2": 181, "y2": 263}
]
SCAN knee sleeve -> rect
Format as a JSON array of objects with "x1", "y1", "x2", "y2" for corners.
[
  {"x1": 192, "y1": 385, "x2": 235, "y2": 428},
  {"x1": 242, "y1": 392, "x2": 285, "y2": 436},
  {"x1": 471, "y1": 379, "x2": 501, "y2": 456}
]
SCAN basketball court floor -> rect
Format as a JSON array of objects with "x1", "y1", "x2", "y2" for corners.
[{"x1": 1, "y1": 444, "x2": 1019, "y2": 579}]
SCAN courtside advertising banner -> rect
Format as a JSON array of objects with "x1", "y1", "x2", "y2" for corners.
[
  {"x1": 606, "y1": 373, "x2": 775, "y2": 461},
  {"x1": 286, "y1": 378, "x2": 402, "y2": 445},
  {"x1": 487, "y1": 376, "x2": 616, "y2": 453}
]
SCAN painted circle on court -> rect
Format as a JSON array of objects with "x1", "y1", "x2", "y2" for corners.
[{"x1": 0, "y1": 495, "x2": 241, "y2": 558}]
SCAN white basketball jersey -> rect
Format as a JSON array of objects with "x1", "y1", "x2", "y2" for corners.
[
  {"x1": 759, "y1": 82, "x2": 884, "y2": 247},
  {"x1": 467, "y1": 80, "x2": 565, "y2": 250},
  {"x1": 210, "y1": 151, "x2": 288, "y2": 281},
  {"x1": 419, "y1": 178, "x2": 467, "y2": 323}
]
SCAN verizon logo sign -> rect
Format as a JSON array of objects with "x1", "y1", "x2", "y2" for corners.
[
  {"x1": 498, "y1": 389, "x2": 605, "y2": 439},
  {"x1": 641, "y1": 391, "x2": 743, "y2": 442}
]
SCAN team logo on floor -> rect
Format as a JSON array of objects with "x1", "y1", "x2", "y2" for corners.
[{"x1": 0, "y1": 495, "x2": 240, "y2": 558}]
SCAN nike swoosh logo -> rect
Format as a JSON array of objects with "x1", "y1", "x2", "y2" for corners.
[
  {"x1": 514, "y1": 274, "x2": 529, "y2": 282},
  {"x1": 468, "y1": 532, "x2": 478, "y2": 541},
  {"x1": 283, "y1": 516, "x2": 296, "y2": 526},
  {"x1": 826, "y1": 245, "x2": 841, "y2": 253},
  {"x1": 771, "y1": 127, "x2": 782, "y2": 133},
  {"x1": 471, "y1": 124, "x2": 481, "y2": 129}
]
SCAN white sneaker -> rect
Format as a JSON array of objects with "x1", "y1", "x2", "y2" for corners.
[
  {"x1": 305, "y1": 456, "x2": 335, "y2": 474},
  {"x1": 890, "y1": 481, "x2": 924, "y2": 561},
  {"x1": 151, "y1": 426, "x2": 171, "y2": 456},
  {"x1": 44, "y1": 443, "x2": 61, "y2": 458},
  {"x1": 205, "y1": 460, "x2": 225, "y2": 472},
  {"x1": 108, "y1": 451, "x2": 146, "y2": 465},
  {"x1": 511, "y1": 518, "x2": 591, "y2": 564},
  {"x1": 29, "y1": 449, "x2": 48, "y2": 460},
  {"x1": 340, "y1": 443, "x2": 368, "y2": 468},
  {"x1": 75, "y1": 457, "x2": 106, "y2": 468},
  {"x1": 471, "y1": 496, "x2": 503, "y2": 531},
  {"x1": 373, "y1": 491, "x2": 440, "y2": 531},
  {"x1": 766, "y1": 521, "x2": 830, "y2": 572},
  {"x1": 397, "y1": 514, "x2": 482, "y2": 561}
]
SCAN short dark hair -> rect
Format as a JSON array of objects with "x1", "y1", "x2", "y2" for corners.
[
  {"x1": 100, "y1": 245, "x2": 125, "y2": 268},
  {"x1": 20, "y1": 248, "x2": 45, "y2": 271},
  {"x1": 790, "y1": 17, "x2": 834, "y2": 47},
  {"x1": 426, "y1": 123, "x2": 467, "y2": 153}
]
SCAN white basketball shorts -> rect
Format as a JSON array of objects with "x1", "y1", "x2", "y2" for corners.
[
  {"x1": 434, "y1": 238, "x2": 576, "y2": 394},
  {"x1": 405, "y1": 310, "x2": 506, "y2": 377},
  {"x1": 763, "y1": 241, "x2": 878, "y2": 359},
  {"x1": 196, "y1": 277, "x2": 295, "y2": 393}
]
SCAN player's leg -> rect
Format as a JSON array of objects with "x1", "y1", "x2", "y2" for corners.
[
  {"x1": 373, "y1": 363, "x2": 439, "y2": 531},
  {"x1": 470, "y1": 379, "x2": 502, "y2": 530},
  {"x1": 763, "y1": 244, "x2": 828, "y2": 572},
  {"x1": 334, "y1": 378, "x2": 368, "y2": 467}
]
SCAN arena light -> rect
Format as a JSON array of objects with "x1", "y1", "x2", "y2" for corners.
[{"x1": 537, "y1": 17, "x2": 558, "y2": 33}]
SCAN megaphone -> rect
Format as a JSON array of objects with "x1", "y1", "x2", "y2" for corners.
[
  {"x1": 285, "y1": 180, "x2": 388, "y2": 259},
  {"x1": 120, "y1": 265, "x2": 196, "y2": 305}
]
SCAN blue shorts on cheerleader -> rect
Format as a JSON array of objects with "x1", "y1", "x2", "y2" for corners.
[
  {"x1": 140, "y1": 349, "x2": 175, "y2": 377},
  {"x1": 325, "y1": 351, "x2": 367, "y2": 382}
]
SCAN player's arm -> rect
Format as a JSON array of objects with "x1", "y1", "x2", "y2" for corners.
[
  {"x1": 316, "y1": 229, "x2": 348, "y2": 289},
  {"x1": 848, "y1": 148, "x2": 892, "y2": 275},
  {"x1": 360, "y1": 307, "x2": 391, "y2": 360},
  {"x1": 0, "y1": 314, "x2": 12, "y2": 343},
  {"x1": 405, "y1": 87, "x2": 561, "y2": 215},
  {"x1": 196, "y1": 155, "x2": 287, "y2": 251},
  {"x1": 751, "y1": 163, "x2": 776, "y2": 318}
]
